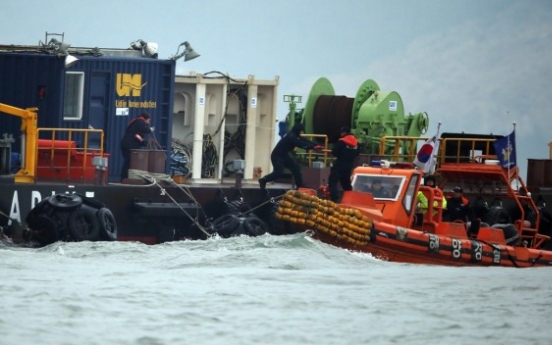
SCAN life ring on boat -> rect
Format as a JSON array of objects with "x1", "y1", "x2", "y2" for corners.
[
  {"x1": 211, "y1": 214, "x2": 240, "y2": 237},
  {"x1": 242, "y1": 215, "x2": 269, "y2": 236},
  {"x1": 48, "y1": 193, "x2": 83, "y2": 210},
  {"x1": 97, "y1": 207, "x2": 117, "y2": 241},
  {"x1": 68, "y1": 206, "x2": 100, "y2": 241},
  {"x1": 27, "y1": 214, "x2": 60, "y2": 246}
]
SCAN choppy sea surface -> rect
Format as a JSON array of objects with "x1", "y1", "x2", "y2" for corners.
[{"x1": 1, "y1": 233, "x2": 552, "y2": 345}]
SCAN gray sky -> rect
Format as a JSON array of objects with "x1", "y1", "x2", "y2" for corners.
[{"x1": 2, "y1": 0, "x2": 551, "y2": 178}]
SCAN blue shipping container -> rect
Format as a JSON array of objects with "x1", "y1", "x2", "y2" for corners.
[{"x1": 0, "y1": 49, "x2": 175, "y2": 181}]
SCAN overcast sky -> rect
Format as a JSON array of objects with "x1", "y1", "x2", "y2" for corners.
[{"x1": 2, "y1": 0, "x2": 551, "y2": 178}]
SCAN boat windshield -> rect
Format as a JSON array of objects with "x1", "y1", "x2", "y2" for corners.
[{"x1": 352, "y1": 175, "x2": 405, "y2": 200}]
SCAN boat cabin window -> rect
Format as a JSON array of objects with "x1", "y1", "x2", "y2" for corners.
[
  {"x1": 352, "y1": 175, "x2": 405, "y2": 200},
  {"x1": 63, "y1": 71, "x2": 84, "y2": 121},
  {"x1": 404, "y1": 174, "x2": 420, "y2": 214}
]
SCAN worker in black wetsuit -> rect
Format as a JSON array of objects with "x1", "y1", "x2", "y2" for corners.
[
  {"x1": 328, "y1": 126, "x2": 359, "y2": 202},
  {"x1": 444, "y1": 186, "x2": 471, "y2": 222},
  {"x1": 258, "y1": 123, "x2": 323, "y2": 190},
  {"x1": 120, "y1": 112, "x2": 154, "y2": 181}
]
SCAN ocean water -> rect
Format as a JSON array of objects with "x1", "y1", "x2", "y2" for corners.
[{"x1": 1, "y1": 233, "x2": 551, "y2": 345}]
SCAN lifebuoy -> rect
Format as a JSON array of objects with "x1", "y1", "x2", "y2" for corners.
[
  {"x1": 28, "y1": 214, "x2": 60, "y2": 246},
  {"x1": 242, "y1": 216, "x2": 269, "y2": 236},
  {"x1": 211, "y1": 214, "x2": 240, "y2": 237},
  {"x1": 68, "y1": 206, "x2": 100, "y2": 241},
  {"x1": 97, "y1": 207, "x2": 117, "y2": 241},
  {"x1": 48, "y1": 193, "x2": 83, "y2": 210}
]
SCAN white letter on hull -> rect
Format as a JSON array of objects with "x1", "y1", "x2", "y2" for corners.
[
  {"x1": 9, "y1": 191, "x2": 21, "y2": 226},
  {"x1": 31, "y1": 191, "x2": 42, "y2": 209}
]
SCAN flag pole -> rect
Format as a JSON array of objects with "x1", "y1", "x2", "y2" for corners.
[
  {"x1": 510, "y1": 121, "x2": 515, "y2": 186},
  {"x1": 428, "y1": 122, "x2": 442, "y2": 174},
  {"x1": 513, "y1": 122, "x2": 519, "y2": 169}
]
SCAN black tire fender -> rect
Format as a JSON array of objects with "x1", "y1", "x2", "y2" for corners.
[
  {"x1": 48, "y1": 193, "x2": 83, "y2": 210},
  {"x1": 68, "y1": 207, "x2": 100, "y2": 241},
  {"x1": 25, "y1": 198, "x2": 51, "y2": 224},
  {"x1": 28, "y1": 214, "x2": 60, "y2": 246},
  {"x1": 78, "y1": 193, "x2": 106, "y2": 209},
  {"x1": 230, "y1": 223, "x2": 248, "y2": 237},
  {"x1": 212, "y1": 214, "x2": 240, "y2": 237},
  {"x1": 242, "y1": 216, "x2": 269, "y2": 236},
  {"x1": 97, "y1": 207, "x2": 117, "y2": 241}
]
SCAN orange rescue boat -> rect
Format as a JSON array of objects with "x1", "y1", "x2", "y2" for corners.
[{"x1": 274, "y1": 134, "x2": 552, "y2": 267}]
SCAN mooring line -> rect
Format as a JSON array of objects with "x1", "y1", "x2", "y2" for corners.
[
  {"x1": 240, "y1": 193, "x2": 285, "y2": 216},
  {"x1": 140, "y1": 173, "x2": 287, "y2": 235},
  {"x1": 144, "y1": 178, "x2": 211, "y2": 237},
  {"x1": 0, "y1": 209, "x2": 31, "y2": 231}
]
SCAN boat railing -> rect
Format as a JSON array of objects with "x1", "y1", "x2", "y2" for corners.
[
  {"x1": 438, "y1": 137, "x2": 499, "y2": 165},
  {"x1": 36, "y1": 128, "x2": 108, "y2": 183},
  {"x1": 378, "y1": 136, "x2": 429, "y2": 163},
  {"x1": 378, "y1": 136, "x2": 506, "y2": 167}
]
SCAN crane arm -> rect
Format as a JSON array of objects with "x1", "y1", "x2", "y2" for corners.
[{"x1": 0, "y1": 103, "x2": 38, "y2": 183}]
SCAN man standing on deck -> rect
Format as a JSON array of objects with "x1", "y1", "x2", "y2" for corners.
[
  {"x1": 328, "y1": 126, "x2": 359, "y2": 202},
  {"x1": 120, "y1": 112, "x2": 154, "y2": 181},
  {"x1": 258, "y1": 123, "x2": 323, "y2": 190}
]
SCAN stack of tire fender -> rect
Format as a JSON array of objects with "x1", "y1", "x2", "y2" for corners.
[
  {"x1": 25, "y1": 193, "x2": 117, "y2": 246},
  {"x1": 275, "y1": 190, "x2": 372, "y2": 246},
  {"x1": 209, "y1": 213, "x2": 270, "y2": 238}
]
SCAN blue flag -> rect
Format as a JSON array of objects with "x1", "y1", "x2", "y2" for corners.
[{"x1": 493, "y1": 130, "x2": 516, "y2": 168}]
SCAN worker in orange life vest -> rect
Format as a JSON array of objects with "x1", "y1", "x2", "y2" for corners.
[
  {"x1": 120, "y1": 112, "x2": 154, "y2": 181},
  {"x1": 328, "y1": 126, "x2": 360, "y2": 202}
]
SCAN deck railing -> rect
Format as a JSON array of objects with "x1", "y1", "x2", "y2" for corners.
[{"x1": 36, "y1": 128, "x2": 107, "y2": 182}]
